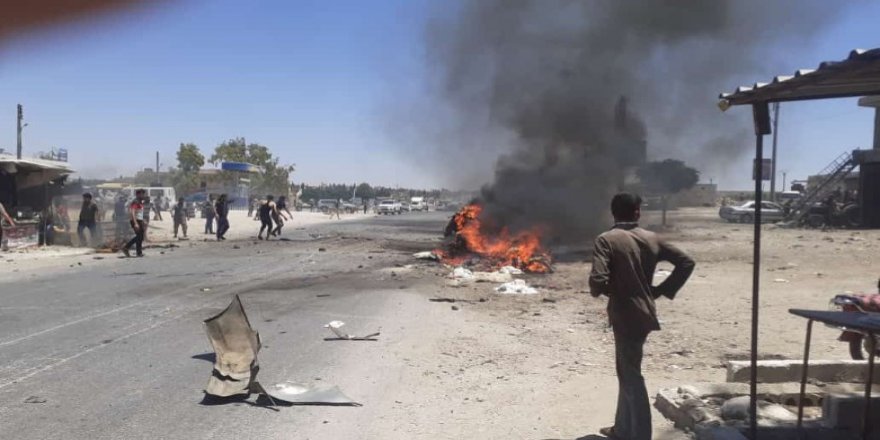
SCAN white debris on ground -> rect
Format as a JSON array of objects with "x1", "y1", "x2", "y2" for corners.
[
  {"x1": 413, "y1": 251, "x2": 439, "y2": 261},
  {"x1": 448, "y1": 267, "x2": 513, "y2": 285},
  {"x1": 324, "y1": 320, "x2": 349, "y2": 339},
  {"x1": 451, "y1": 267, "x2": 474, "y2": 279},
  {"x1": 494, "y1": 279, "x2": 538, "y2": 295},
  {"x1": 498, "y1": 266, "x2": 523, "y2": 275}
]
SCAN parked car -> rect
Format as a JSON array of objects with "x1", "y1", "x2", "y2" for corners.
[
  {"x1": 719, "y1": 201, "x2": 785, "y2": 223},
  {"x1": 377, "y1": 200, "x2": 402, "y2": 215},
  {"x1": 410, "y1": 197, "x2": 428, "y2": 211}
]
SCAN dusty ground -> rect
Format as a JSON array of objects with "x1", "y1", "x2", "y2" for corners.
[
  {"x1": 372, "y1": 207, "x2": 879, "y2": 439},
  {"x1": 0, "y1": 207, "x2": 875, "y2": 439}
]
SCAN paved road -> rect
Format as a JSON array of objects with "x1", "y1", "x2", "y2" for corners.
[{"x1": 0, "y1": 212, "x2": 449, "y2": 439}]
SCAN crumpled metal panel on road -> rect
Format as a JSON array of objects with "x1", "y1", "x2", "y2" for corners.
[{"x1": 203, "y1": 295, "x2": 261, "y2": 397}]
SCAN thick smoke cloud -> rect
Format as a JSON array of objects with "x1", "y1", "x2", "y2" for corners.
[{"x1": 425, "y1": 0, "x2": 853, "y2": 243}]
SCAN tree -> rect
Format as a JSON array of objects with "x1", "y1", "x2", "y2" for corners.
[
  {"x1": 177, "y1": 143, "x2": 204, "y2": 173},
  {"x1": 355, "y1": 183, "x2": 375, "y2": 199},
  {"x1": 637, "y1": 159, "x2": 699, "y2": 226},
  {"x1": 209, "y1": 138, "x2": 295, "y2": 197}
]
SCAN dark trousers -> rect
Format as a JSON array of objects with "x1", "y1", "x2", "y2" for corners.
[
  {"x1": 77, "y1": 221, "x2": 99, "y2": 246},
  {"x1": 271, "y1": 215, "x2": 283, "y2": 236},
  {"x1": 174, "y1": 220, "x2": 187, "y2": 237},
  {"x1": 124, "y1": 220, "x2": 145, "y2": 255},
  {"x1": 259, "y1": 217, "x2": 273, "y2": 237},
  {"x1": 216, "y1": 217, "x2": 229, "y2": 239},
  {"x1": 613, "y1": 329, "x2": 651, "y2": 440},
  {"x1": 205, "y1": 215, "x2": 215, "y2": 234}
]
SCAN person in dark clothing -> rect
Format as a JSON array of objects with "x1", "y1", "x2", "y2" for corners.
[
  {"x1": 215, "y1": 194, "x2": 230, "y2": 241},
  {"x1": 121, "y1": 189, "x2": 147, "y2": 257},
  {"x1": 258, "y1": 195, "x2": 276, "y2": 240},
  {"x1": 172, "y1": 197, "x2": 188, "y2": 239},
  {"x1": 272, "y1": 196, "x2": 292, "y2": 237},
  {"x1": 77, "y1": 192, "x2": 100, "y2": 247},
  {"x1": 204, "y1": 195, "x2": 215, "y2": 234},
  {"x1": 589, "y1": 193, "x2": 695, "y2": 440},
  {"x1": 153, "y1": 195, "x2": 164, "y2": 221}
]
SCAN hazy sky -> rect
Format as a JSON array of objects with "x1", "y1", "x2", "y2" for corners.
[{"x1": 1, "y1": 0, "x2": 879, "y2": 190}]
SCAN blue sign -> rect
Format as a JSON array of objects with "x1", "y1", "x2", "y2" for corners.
[{"x1": 220, "y1": 162, "x2": 261, "y2": 173}]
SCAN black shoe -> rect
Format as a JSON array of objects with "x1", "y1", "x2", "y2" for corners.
[
  {"x1": 122, "y1": 247, "x2": 130, "y2": 257},
  {"x1": 258, "y1": 235, "x2": 263, "y2": 240},
  {"x1": 136, "y1": 253, "x2": 144, "y2": 257}
]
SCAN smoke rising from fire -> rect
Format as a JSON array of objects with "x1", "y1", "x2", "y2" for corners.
[{"x1": 424, "y1": 0, "x2": 854, "y2": 242}]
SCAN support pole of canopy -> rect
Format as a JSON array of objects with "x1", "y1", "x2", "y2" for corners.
[{"x1": 749, "y1": 102, "x2": 771, "y2": 439}]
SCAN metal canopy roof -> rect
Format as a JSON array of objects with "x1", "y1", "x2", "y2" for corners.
[{"x1": 719, "y1": 48, "x2": 880, "y2": 108}]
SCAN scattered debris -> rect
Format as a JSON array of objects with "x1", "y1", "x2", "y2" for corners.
[
  {"x1": 203, "y1": 295, "x2": 261, "y2": 397},
  {"x1": 266, "y1": 382, "x2": 359, "y2": 406},
  {"x1": 203, "y1": 296, "x2": 358, "y2": 406},
  {"x1": 451, "y1": 267, "x2": 474, "y2": 279},
  {"x1": 495, "y1": 279, "x2": 538, "y2": 295},
  {"x1": 316, "y1": 294, "x2": 331, "y2": 298},
  {"x1": 498, "y1": 266, "x2": 523, "y2": 275},
  {"x1": 323, "y1": 321, "x2": 380, "y2": 341},
  {"x1": 318, "y1": 248, "x2": 327, "y2": 252},
  {"x1": 23, "y1": 396, "x2": 46, "y2": 404},
  {"x1": 451, "y1": 305, "x2": 460, "y2": 311},
  {"x1": 773, "y1": 278, "x2": 790, "y2": 283},
  {"x1": 200, "y1": 288, "x2": 211, "y2": 292},
  {"x1": 412, "y1": 251, "x2": 440, "y2": 261}
]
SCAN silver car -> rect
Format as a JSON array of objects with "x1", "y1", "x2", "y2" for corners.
[{"x1": 719, "y1": 201, "x2": 785, "y2": 223}]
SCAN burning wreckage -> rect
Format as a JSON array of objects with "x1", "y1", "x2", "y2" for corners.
[{"x1": 431, "y1": 202, "x2": 553, "y2": 274}]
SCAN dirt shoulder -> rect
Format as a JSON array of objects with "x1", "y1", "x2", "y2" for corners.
[{"x1": 364, "y1": 207, "x2": 878, "y2": 439}]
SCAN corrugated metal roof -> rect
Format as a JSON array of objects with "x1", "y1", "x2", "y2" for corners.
[{"x1": 719, "y1": 48, "x2": 880, "y2": 108}]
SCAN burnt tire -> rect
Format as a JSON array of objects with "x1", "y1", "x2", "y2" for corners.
[
  {"x1": 807, "y1": 214, "x2": 825, "y2": 229},
  {"x1": 850, "y1": 335, "x2": 880, "y2": 360},
  {"x1": 843, "y1": 204, "x2": 861, "y2": 228},
  {"x1": 850, "y1": 337, "x2": 865, "y2": 360}
]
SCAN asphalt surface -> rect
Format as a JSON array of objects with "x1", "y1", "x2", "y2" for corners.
[{"x1": 0, "y1": 212, "x2": 450, "y2": 439}]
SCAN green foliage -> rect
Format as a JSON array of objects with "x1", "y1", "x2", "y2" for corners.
[
  {"x1": 209, "y1": 137, "x2": 295, "y2": 196},
  {"x1": 355, "y1": 183, "x2": 375, "y2": 199},
  {"x1": 637, "y1": 159, "x2": 699, "y2": 195},
  {"x1": 177, "y1": 143, "x2": 204, "y2": 173}
]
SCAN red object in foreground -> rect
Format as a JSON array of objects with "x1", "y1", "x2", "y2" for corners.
[{"x1": 437, "y1": 203, "x2": 552, "y2": 273}]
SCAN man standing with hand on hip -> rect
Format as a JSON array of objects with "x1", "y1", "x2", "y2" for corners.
[{"x1": 589, "y1": 193, "x2": 695, "y2": 440}]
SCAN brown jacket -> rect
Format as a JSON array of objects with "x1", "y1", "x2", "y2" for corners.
[{"x1": 589, "y1": 224, "x2": 695, "y2": 336}]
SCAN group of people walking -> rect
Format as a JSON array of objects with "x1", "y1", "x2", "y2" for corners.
[{"x1": 118, "y1": 191, "x2": 292, "y2": 257}]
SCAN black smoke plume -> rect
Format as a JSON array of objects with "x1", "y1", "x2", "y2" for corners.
[{"x1": 425, "y1": 0, "x2": 854, "y2": 242}]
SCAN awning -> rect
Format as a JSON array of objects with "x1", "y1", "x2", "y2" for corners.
[
  {"x1": 0, "y1": 154, "x2": 73, "y2": 173},
  {"x1": 719, "y1": 48, "x2": 880, "y2": 108}
]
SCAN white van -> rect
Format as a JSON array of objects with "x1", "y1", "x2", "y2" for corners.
[{"x1": 410, "y1": 196, "x2": 428, "y2": 212}]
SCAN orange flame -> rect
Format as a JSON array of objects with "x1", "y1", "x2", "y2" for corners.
[{"x1": 439, "y1": 203, "x2": 552, "y2": 273}]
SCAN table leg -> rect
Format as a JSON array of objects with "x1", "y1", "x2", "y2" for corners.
[
  {"x1": 863, "y1": 332, "x2": 875, "y2": 440},
  {"x1": 797, "y1": 319, "x2": 813, "y2": 432}
]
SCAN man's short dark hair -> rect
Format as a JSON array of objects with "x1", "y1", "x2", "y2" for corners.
[
  {"x1": 611, "y1": 193, "x2": 642, "y2": 221},
  {"x1": 135, "y1": 189, "x2": 146, "y2": 195},
  {"x1": 83, "y1": 192, "x2": 92, "y2": 199}
]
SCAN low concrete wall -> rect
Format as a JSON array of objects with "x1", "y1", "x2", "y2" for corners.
[{"x1": 727, "y1": 360, "x2": 880, "y2": 384}]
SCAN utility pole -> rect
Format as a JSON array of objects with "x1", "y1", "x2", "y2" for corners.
[
  {"x1": 770, "y1": 102, "x2": 780, "y2": 201},
  {"x1": 155, "y1": 151, "x2": 160, "y2": 185},
  {"x1": 781, "y1": 171, "x2": 787, "y2": 192},
  {"x1": 16, "y1": 104, "x2": 23, "y2": 159}
]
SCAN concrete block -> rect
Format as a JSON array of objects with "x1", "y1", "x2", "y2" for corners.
[
  {"x1": 823, "y1": 393, "x2": 880, "y2": 432},
  {"x1": 727, "y1": 360, "x2": 880, "y2": 384}
]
